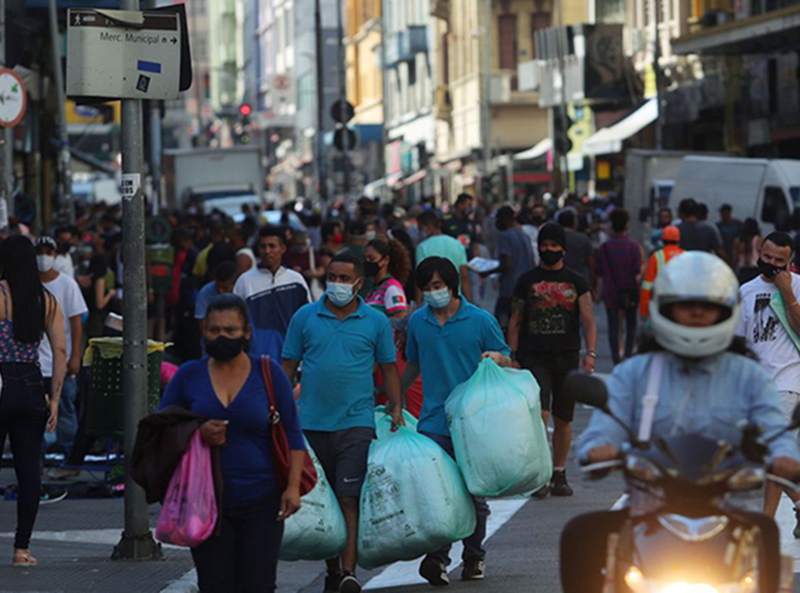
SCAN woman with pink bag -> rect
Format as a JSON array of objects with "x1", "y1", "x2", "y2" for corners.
[{"x1": 159, "y1": 294, "x2": 306, "y2": 593}]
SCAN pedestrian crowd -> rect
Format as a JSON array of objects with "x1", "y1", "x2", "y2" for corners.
[{"x1": 2, "y1": 190, "x2": 800, "y2": 593}]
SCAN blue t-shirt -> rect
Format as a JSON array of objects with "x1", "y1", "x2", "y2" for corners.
[
  {"x1": 159, "y1": 355, "x2": 305, "y2": 509},
  {"x1": 194, "y1": 281, "x2": 218, "y2": 320},
  {"x1": 497, "y1": 227, "x2": 535, "y2": 298},
  {"x1": 406, "y1": 299, "x2": 511, "y2": 436},
  {"x1": 282, "y1": 296, "x2": 396, "y2": 432}
]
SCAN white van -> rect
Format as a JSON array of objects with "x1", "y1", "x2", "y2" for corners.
[{"x1": 670, "y1": 156, "x2": 800, "y2": 233}]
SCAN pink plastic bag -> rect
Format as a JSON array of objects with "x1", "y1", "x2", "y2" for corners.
[{"x1": 155, "y1": 430, "x2": 218, "y2": 548}]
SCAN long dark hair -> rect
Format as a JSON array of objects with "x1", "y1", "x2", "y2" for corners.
[
  {"x1": 367, "y1": 238, "x2": 412, "y2": 284},
  {"x1": 0, "y1": 236, "x2": 47, "y2": 343}
]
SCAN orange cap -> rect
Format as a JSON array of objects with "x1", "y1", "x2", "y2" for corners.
[{"x1": 662, "y1": 225, "x2": 680, "y2": 243}]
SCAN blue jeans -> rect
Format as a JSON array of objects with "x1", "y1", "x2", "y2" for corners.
[
  {"x1": 43, "y1": 375, "x2": 79, "y2": 454},
  {"x1": 420, "y1": 431, "x2": 490, "y2": 563}
]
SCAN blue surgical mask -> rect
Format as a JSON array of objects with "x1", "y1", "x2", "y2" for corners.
[
  {"x1": 326, "y1": 282, "x2": 356, "y2": 307},
  {"x1": 423, "y1": 288, "x2": 452, "y2": 309}
]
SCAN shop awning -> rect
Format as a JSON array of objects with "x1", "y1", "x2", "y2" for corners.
[
  {"x1": 582, "y1": 99, "x2": 658, "y2": 156},
  {"x1": 514, "y1": 138, "x2": 552, "y2": 161}
]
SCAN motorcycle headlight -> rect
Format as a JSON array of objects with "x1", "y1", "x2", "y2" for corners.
[
  {"x1": 625, "y1": 455, "x2": 663, "y2": 483},
  {"x1": 624, "y1": 566, "x2": 756, "y2": 593},
  {"x1": 726, "y1": 467, "x2": 765, "y2": 491}
]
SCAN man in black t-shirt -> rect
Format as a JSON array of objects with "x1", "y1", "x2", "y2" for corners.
[
  {"x1": 507, "y1": 223, "x2": 597, "y2": 498},
  {"x1": 443, "y1": 193, "x2": 479, "y2": 257}
]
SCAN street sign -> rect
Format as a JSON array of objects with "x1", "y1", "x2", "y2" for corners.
[
  {"x1": 0, "y1": 69, "x2": 27, "y2": 128},
  {"x1": 334, "y1": 127, "x2": 357, "y2": 151},
  {"x1": 331, "y1": 99, "x2": 355, "y2": 124},
  {"x1": 66, "y1": 9, "x2": 181, "y2": 100}
]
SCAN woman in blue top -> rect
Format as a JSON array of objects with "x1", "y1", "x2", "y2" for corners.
[{"x1": 160, "y1": 294, "x2": 306, "y2": 593}]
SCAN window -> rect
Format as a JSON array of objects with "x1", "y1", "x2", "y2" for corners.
[
  {"x1": 530, "y1": 11, "x2": 551, "y2": 59},
  {"x1": 762, "y1": 186, "x2": 790, "y2": 229},
  {"x1": 498, "y1": 14, "x2": 518, "y2": 90}
]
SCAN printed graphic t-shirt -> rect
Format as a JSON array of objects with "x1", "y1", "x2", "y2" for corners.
[
  {"x1": 513, "y1": 266, "x2": 590, "y2": 357},
  {"x1": 736, "y1": 274, "x2": 800, "y2": 392}
]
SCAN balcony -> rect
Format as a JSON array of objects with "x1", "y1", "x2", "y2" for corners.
[{"x1": 385, "y1": 25, "x2": 429, "y2": 67}]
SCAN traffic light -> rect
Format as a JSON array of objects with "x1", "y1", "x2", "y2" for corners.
[
  {"x1": 552, "y1": 109, "x2": 574, "y2": 156},
  {"x1": 234, "y1": 104, "x2": 252, "y2": 145}
]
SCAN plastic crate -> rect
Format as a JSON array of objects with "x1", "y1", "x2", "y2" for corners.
[{"x1": 86, "y1": 338, "x2": 165, "y2": 437}]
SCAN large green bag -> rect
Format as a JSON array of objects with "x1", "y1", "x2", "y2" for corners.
[
  {"x1": 279, "y1": 440, "x2": 347, "y2": 561},
  {"x1": 357, "y1": 416, "x2": 476, "y2": 570},
  {"x1": 445, "y1": 358, "x2": 552, "y2": 497}
]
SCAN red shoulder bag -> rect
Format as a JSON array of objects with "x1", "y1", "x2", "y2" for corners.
[{"x1": 260, "y1": 356, "x2": 318, "y2": 496}]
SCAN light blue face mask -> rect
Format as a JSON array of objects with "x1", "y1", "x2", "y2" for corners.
[
  {"x1": 326, "y1": 282, "x2": 356, "y2": 307},
  {"x1": 423, "y1": 288, "x2": 452, "y2": 309}
]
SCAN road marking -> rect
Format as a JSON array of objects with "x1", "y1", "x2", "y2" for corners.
[
  {"x1": 0, "y1": 528, "x2": 186, "y2": 551},
  {"x1": 363, "y1": 498, "x2": 529, "y2": 591}
]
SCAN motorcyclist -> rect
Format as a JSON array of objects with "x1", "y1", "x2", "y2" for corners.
[{"x1": 563, "y1": 251, "x2": 800, "y2": 593}]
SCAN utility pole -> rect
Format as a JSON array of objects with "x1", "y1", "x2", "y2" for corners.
[
  {"x1": 48, "y1": 0, "x2": 74, "y2": 224},
  {"x1": 112, "y1": 0, "x2": 162, "y2": 562},
  {"x1": 314, "y1": 0, "x2": 328, "y2": 202},
  {"x1": 0, "y1": 0, "x2": 10, "y2": 223},
  {"x1": 653, "y1": 0, "x2": 664, "y2": 150},
  {"x1": 480, "y1": 0, "x2": 492, "y2": 195},
  {"x1": 335, "y1": 0, "x2": 350, "y2": 199},
  {"x1": 556, "y1": 7, "x2": 569, "y2": 192}
]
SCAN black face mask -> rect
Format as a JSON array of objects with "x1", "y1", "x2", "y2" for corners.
[
  {"x1": 540, "y1": 249, "x2": 564, "y2": 266},
  {"x1": 364, "y1": 261, "x2": 381, "y2": 278},
  {"x1": 532, "y1": 215, "x2": 545, "y2": 225},
  {"x1": 206, "y1": 336, "x2": 248, "y2": 361},
  {"x1": 758, "y1": 258, "x2": 785, "y2": 279}
]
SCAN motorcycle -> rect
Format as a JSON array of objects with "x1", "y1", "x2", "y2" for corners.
[{"x1": 564, "y1": 373, "x2": 800, "y2": 593}]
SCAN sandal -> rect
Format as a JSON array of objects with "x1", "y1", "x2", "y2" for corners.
[{"x1": 12, "y1": 549, "x2": 37, "y2": 568}]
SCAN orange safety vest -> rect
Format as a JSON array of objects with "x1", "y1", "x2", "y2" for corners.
[{"x1": 639, "y1": 244, "x2": 684, "y2": 318}]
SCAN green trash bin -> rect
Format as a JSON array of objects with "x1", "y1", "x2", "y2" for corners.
[{"x1": 85, "y1": 338, "x2": 168, "y2": 438}]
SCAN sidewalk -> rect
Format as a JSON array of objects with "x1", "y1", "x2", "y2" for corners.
[{"x1": 0, "y1": 494, "x2": 194, "y2": 592}]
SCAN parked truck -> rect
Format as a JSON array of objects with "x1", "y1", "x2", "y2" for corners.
[
  {"x1": 162, "y1": 147, "x2": 264, "y2": 220},
  {"x1": 623, "y1": 149, "x2": 690, "y2": 246}
]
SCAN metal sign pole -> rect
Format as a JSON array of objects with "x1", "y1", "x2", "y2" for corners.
[
  {"x1": 48, "y1": 0, "x2": 74, "y2": 224},
  {"x1": 111, "y1": 0, "x2": 162, "y2": 562},
  {"x1": 0, "y1": 0, "x2": 9, "y2": 223}
]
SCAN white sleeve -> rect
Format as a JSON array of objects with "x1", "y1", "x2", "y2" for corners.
[
  {"x1": 65, "y1": 277, "x2": 89, "y2": 318},
  {"x1": 735, "y1": 288, "x2": 748, "y2": 338},
  {"x1": 233, "y1": 274, "x2": 247, "y2": 298}
]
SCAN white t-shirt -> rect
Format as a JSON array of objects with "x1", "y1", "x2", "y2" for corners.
[
  {"x1": 736, "y1": 274, "x2": 800, "y2": 392},
  {"x1": 54, "y1": 254, "x2": 75, "y2": 277},
  {"x1": 38, "y1": 273, "x2": 89, "y2": 377}
]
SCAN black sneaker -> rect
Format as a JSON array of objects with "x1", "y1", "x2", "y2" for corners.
[
  {"x1": 324, "y1": 571, "x2": 342, "y2": 592},
  {"x1": 531, "y1": 484, "x2": 550, "y2": 499},
  {"x1": 794, "y1": 509, "x2": 800, "y2": 539},
  {"x1": 461, "y1": 558, "x2": 485, "y2": 581},
  {"x1": 339, "y1": 573, "x2": 362, "y2": 593},
  {"x1": 419, "y1": 555, "x2": 450, "y2": 586},
  {"x1": 550, "y1": 470, "x2": 573, "y2": 497}
]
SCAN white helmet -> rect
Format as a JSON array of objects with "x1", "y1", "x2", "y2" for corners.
[{"x1": 649, "y1": 252, "x2": 740, "y2": 358}]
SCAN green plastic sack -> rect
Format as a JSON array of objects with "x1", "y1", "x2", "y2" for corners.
[
  {"x1": 445, "y1": 358, "x2": 552, "y2": 497},
  {"x1": 374, "y1": 405, "x2": 418, "y2": 439},
  {"x1": 358, "y1": 415, "x2": 476, "y2": 570},
  {"x1": 279, "y1": 440, "x2": 347, "y2": 561}
]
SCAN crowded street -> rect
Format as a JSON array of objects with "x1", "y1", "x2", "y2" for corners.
[{"x1": 4, "y1": 0, "x2": 800, "y2": 591}]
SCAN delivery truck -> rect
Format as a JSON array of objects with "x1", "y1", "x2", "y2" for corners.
[{"x1": 162, "y1": 147, "x2": 264, "y2": 220}]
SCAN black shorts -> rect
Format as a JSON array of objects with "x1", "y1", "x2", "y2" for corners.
[
  {"x1": 524, "y1": 351, "x2": 580, "y2": 422},
  {"x1": 304, "y1": 427, "x2": 375, "y2": 498}
]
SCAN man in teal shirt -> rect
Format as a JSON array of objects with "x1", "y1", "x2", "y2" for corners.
[
  {"x1": 401, "y1": 256, "x2": 511, "y2": 585},
  {"x1": 282, "y1": 253, "x2": 403, "y2": 593},
  {"x1": 416, "y1": 211, "x2": 472, "y2": 301}
]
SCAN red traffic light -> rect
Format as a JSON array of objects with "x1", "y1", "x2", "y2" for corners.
[{"x1": 239, "y1": 104, "x2": 252, "y2": 116}]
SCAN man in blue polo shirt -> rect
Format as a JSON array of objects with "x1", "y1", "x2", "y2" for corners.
[
  {"x1": 401, "y1": 256, "x2": 512, "y2": 586},
  {"x1": 282, "y1": 253, "x2": 403, "y2": 593}
]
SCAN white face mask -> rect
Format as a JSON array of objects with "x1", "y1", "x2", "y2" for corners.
[
  {"x1": 365, "y1": 230, "x2": 377, "y2": 242},
  {"x1": 326, "y1": 281, "x2": 357, "y2": 307},
  {"x1": 37, "y1": 255, "x2": 55, "y2": 273}
]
